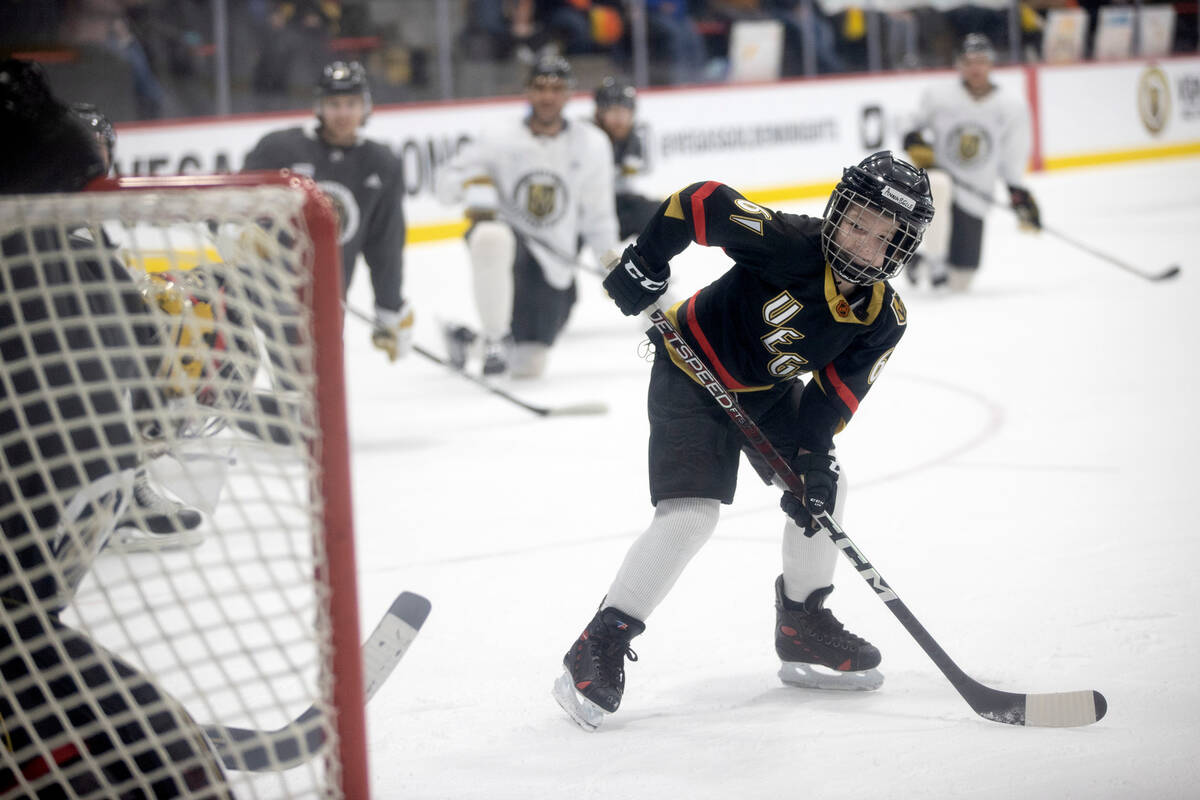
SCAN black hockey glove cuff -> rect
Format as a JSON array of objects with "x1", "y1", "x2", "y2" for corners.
[
  {"x1": 902, "y1": 131, "x2": 935, "y2": 169},
  {"x1": 1008, "y1": 185, "x2": 1041, "y2": 231},
  {"x1": 603, "y1": 244, "x2": 669, "y2": 316},
  {"x1": 780, "y1": 452, "x2": 840, "y2": 537}
]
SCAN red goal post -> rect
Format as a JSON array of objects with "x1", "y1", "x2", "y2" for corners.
[{"x1": 0, "y1": 171, "x2": 368, "y2": 798}]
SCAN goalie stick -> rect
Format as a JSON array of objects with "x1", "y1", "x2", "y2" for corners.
[
  {"x1": 343, "y1": 303, "x2": 608, "y2": 418},
  {"x1": 646, "y1": 305, "x2": 1107, "y2": 728},
  {"x1": 952, "y1": 177, "x2": 1181, "y2": 283},
  {"x1": 202, "y1": 590, "x2": 431, "y2": 771}
]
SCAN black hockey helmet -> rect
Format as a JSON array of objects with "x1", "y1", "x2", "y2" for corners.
[
  {"x1": 595, "y1": 76, "x2": 636, "y2": 110},
  {"x1": 528, "y1": 53, "x2": 573, "y2": 87},
  {"x1": 960, "y1": 33, "x2": 996, "y2": 60},
  {"x1": 0, "y1": 59, "x2": 107, "y2": 193},
  {"x1": 70, "y1": 102, "x2": 116, "y2": 169},
  {"x1": 314, "y1": 60, "x2": 372, "y2": 117},
  {"x1": 821, "y1": 151, "x2": 935, "y2": 285}
]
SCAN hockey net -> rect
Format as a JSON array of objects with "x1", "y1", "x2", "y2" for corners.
[{"x1": 0, "y1": 173, "x2": 368, "y2": 798}]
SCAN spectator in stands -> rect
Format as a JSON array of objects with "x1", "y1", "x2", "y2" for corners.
[
  {"x1": 646, "y1": 0, "x2": 709, "y2": 83},
  {"x1": 534, "y1": 0, "x2": 627, "y2": 55}
]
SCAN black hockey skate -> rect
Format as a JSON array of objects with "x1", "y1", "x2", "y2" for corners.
[
  {"x1": 109, "y1": 469, "x2": 205, "y2": 553},
  {"x1": 553, "y1": 606, "x2": 645, "y2": 731},
  {"x1": 442, "y1": 323, "x2": 477, "y2": 370},
  {"x1": 775, "y1": 576, "x2": 883, "y2": 691},
  {"x1": 481, "y1": 336, "x2": 509, "y2": 376}
]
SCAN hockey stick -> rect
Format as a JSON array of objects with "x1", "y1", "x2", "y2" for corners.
[
  {"x1": 344, "y1": 303, "x2": 608, "y2": 418},
  {"x1": 952, "y1": 177, "x2": 1180, "y2": 282},
  {"x1": 646, "y1": 305, "x2": 1107, "y2": 727},
  {"x1": 202, "y1": 591, "x2": 431, "y2": 771}
]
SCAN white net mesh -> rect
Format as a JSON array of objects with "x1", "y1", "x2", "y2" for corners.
[{"x1": 0, "y1": 181, "x2": 359, "y2": 798}]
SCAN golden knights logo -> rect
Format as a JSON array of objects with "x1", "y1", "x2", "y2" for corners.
[
  {"x1": 514, "y1": 171, "x2": 569, "y2": 226},
  {"x1": 1138, "y1": 65, "x2": 1171, "y2": 135},
  {"x1": 945, "y1": 124, "x2": 993, "y2": 167},
  {"x1": 891, "y1": 294, "x2": 907, "y2": 325}
]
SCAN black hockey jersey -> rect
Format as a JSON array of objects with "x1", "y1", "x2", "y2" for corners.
[
  {"x1": 638, "y1": 181, "x2": 907, "y2": 452},
  {"x1": 243, "y1": 126, "x2": 406, "y2": 313}
]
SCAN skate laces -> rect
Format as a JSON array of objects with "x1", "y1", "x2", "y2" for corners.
[
  {"x1": 809, "y1": 608, "x2": 868, "y2": 650},
  {"x1": 596, "y1": 640, "x2": 637, "y2": 687}
]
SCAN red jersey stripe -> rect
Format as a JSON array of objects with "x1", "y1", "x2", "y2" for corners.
[
  {"x1": 822, "y1": 362, "x2": 860, "y2": 414},
  {"x1": 690, "y1": 181, "x2": 721, "y2": 246},
  {"x1": 685, "y1": 294, "x2": 753, "y2": 391}
]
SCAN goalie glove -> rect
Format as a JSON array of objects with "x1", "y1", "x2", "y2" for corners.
[
  {"x1": 780, "y1": 452, "x2": 840, "y2": 537},
  {"x1": 602, "y1": 244, "x2": 669, "y2": 316},
  {"x1": 372, "y1": 300, "x2": 414, "y2": 362},
  {"x1": 1008, "y1": 185, "x2": 1041, "y2": 231},
  {"x1": 902, "y1": 131, "x2": 935, "y2": 170}
]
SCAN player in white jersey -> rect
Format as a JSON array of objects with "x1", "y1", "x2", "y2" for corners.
[
  {"x1": 436, "y1": 54, "x2": 619, "y2": 378},
  {"x1": 902, "y1": 33, "x2": 1041, "y2": 292}
]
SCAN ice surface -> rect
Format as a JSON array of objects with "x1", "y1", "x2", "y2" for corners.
[{"x1": 342, "y1": 157, "x2": 1200, "y2": 799}]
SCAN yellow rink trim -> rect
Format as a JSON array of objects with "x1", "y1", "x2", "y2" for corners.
[
  {"x1": 1043, "y1": 140, "x2": 1200, "y2": 171},
  {"x1": 405, "y1": 180, "x2": 839, "y2": 246},
  {"x1": 124, "y1": 246, "x2": 222, "y2": 273}
]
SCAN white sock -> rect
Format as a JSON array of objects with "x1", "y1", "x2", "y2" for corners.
[
  {"x1": 780, "y1": 460, "x2": 848, "y2": 604},
  {"x1": 603, "y1": 497, "x2": 720, "y2": 622}
]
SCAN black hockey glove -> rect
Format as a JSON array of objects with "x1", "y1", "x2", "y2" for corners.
[
  {"x1": 602, "y1": 244, "x2": 669, "y2": 316},
  {"x1": 780, "y1": 452, "x2": 840, "y2": 537},
  {"x1": 1008, "y1": 185, "x2": 1041, "y2": 231}
]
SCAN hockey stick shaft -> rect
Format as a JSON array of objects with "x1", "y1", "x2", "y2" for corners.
[
  {"x1": 951, "y1": 177, "x2": 1180, "y2": 282},
  {"x1": 646, "y1": 306, "x2": 1105, "y2": 727},
  {"x1": 203, "y1": 591, "x2": 431, "y2": 771},
  {"x1": 344, "y1": 303, "x2": 607, "y2": 417}
]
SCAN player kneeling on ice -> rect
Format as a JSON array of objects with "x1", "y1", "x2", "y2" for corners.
[{"x1": 553, "y1": 152, "x2": 934, "y2": 731}]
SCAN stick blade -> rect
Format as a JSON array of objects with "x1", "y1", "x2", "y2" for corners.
[
  {"x1": 1154, "y1": 265, "x2": 1182, "y2": 281},
  {"x1": 546, "y1": 401, "x2": 609, "y2": 417},
  {"x1": 1023, "y1": 689, "x2": 1107, "y2": 728},
  {"x1": 972, "y1": 687, "x2": 1106, "y2": 728}
]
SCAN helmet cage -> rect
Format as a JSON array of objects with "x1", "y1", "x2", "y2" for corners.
[{"x1": 821, "y1": 186, "x2": 926, "y2": 285}]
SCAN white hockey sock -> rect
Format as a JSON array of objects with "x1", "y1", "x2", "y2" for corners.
[
  {"x1": 780, "y1": 460, "x2": 848, "y2": 604},
  {"x1": 466, "y1": 221, "x2": 515, "y2": 341},
  {"x1": 603, "y1": 497, "x2": 720, "y2": 622}
]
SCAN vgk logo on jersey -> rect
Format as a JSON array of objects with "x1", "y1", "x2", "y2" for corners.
[
  {"x1": 316, "y1": 180, "x2": 361, "y2": 245},
  {"x1": 946, "y1": 124, "x2": 993, "y2": 166},
  {"x1": 891, "y1": 294, "x2": 907, "y2": 325},
  {"x1": 514, "y1": 171, "x2": 569, "y2": 226}
]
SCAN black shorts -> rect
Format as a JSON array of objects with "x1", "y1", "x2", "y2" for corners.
[
  {"x1": 511, "y1": 234, "x2": 577, "y2": 346},
  {"x1": 647, "y1": 341, "x2": 805, "y2": 505},
  {"x1": 948, "y1": 203, "x2": 986, "y2": 271}
]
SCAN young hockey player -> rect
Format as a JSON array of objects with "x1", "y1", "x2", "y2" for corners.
[
  {"x1": 436, "y1": 54, "x2": 619, "y2": 378},
  {"x1": 0, "y1": 58, "x2": 233, "y2": 797},
  {"x1": 902, "y1": 33, "x2": 1039, "y2": 292},
  {"x1": 553, "y1": 152, "x2": 934, "y2": 730},
  {"x1": 244, "y1": 60, "x2": 412, "y2": 360},
  {"x1": 592, "y1": 76, "x2": 661, "y2": 241}
]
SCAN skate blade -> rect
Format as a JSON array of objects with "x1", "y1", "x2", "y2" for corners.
[
  {"x1": 105, "y1": 527, "x2": 206, "y2": 554},
  {"x1": 552, "y1": 670, "x2": 606, "y2": 732},
  {"x1": 778, "y1": 661, "x2": 884, "y2": 692}
]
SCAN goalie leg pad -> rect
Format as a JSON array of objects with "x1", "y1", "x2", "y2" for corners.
[{"x1": 466, "y1": 221, "x2": 516, "y2": 341}]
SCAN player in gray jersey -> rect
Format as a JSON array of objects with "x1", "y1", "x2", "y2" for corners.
[
  {"x1": 902, "y1": 33, "x2": 1040, "y2": 292},
  {"x1": 436, "y1": 54, "x2": 619, "y2": 378},
  {"x1": 244, "y1": 60, "x2": 412, "y2": 361}
]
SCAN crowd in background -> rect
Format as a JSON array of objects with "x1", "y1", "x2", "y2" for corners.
[{"x1": 2, "y1": 0, "x2": 1197, "y2": 122}]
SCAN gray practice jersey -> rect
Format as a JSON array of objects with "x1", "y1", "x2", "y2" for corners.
[
  {"x1": 909, "y1": 80, "x2": 1032, "y2": 219},
  {"x1": 437, "y1": 117, "x2": 619, "y2": 289},
  {"x1": 243, "y1": 125, "x2": 406, "y2": 313}
]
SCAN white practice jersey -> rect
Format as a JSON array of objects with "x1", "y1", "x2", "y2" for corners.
[
  {"x1": 437, "y1": 117, "x2": 619, "y2": 289},
  {"x1": 910, "y1": 80, "x2": 1032, "y2": 219}
]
